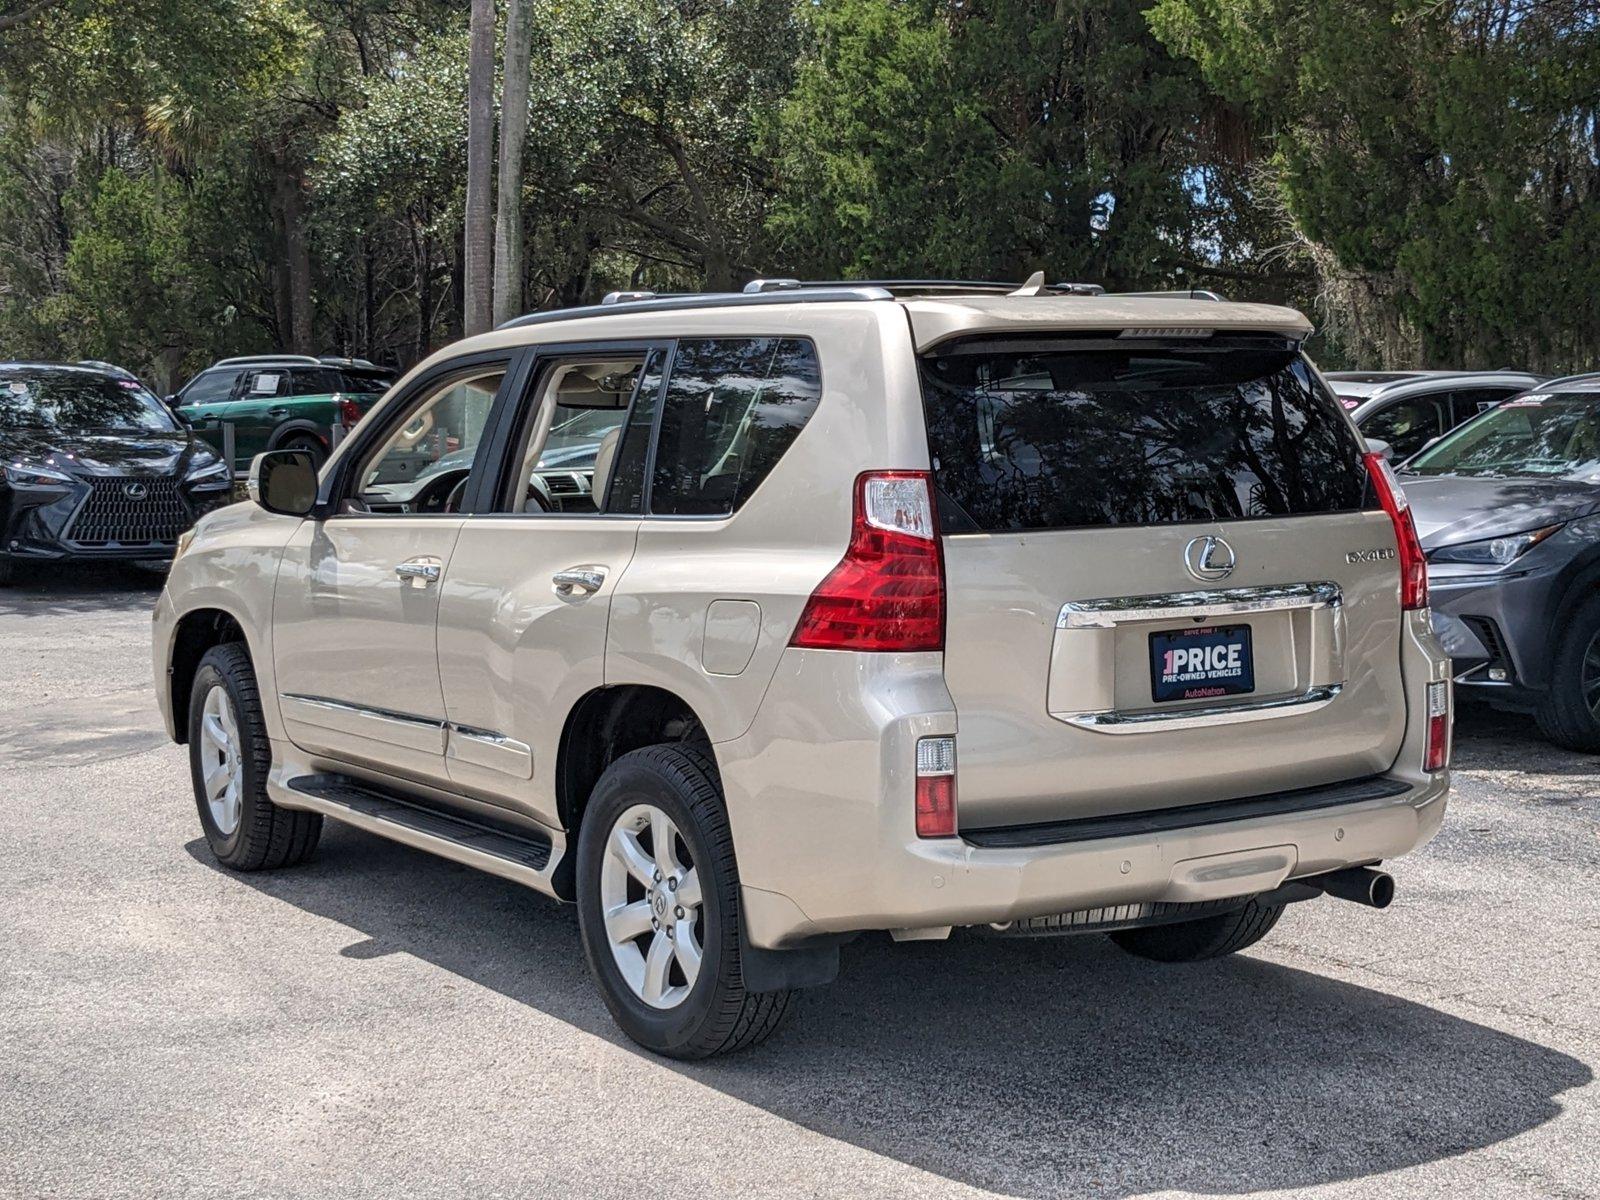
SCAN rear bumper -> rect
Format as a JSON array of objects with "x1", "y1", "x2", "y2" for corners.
[{"x1": 720, "y1": 612, "x2": 1451, "y2": 949}]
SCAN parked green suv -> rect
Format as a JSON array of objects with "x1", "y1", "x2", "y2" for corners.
[{"x1": 174, "y1": 356, "x2": 394, "y2": 471}]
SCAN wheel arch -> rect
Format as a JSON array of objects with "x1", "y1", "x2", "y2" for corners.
[
  {"x1": 552, "y1": 684, "x2": 715, "y2": 898},
  {"x1": 266, "y1": 419, "x2": 329, "y2": 452},
  {"x1": 1537, "y1": 545, "x2": 1600, "y2": 687},
  {"x1": 168, "y1": 606, "x2": 251, "y2": 744}
]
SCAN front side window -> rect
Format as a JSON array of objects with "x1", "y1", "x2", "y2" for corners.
[
  {"x1": 0, "y1": 368, "x2": 178, "y2": 432},
  {"x1": 1406, "y1": 393, "x2": 1600, "y2": 481},
  {"x1": 650, "y1": 338, "x2": 823, "y2": 516},
  {"x1": 920, "y1": 340, "x2": 1368, "y2": 532},
  {"x1": 501, "y1": 356, "x2": 650, "y2": 514},
  {"x1": 355, "y1": 370, "x2": 503, "y2": 506},
  {"x1": 181, "y1": 369, "x2": 239, "y2": 406}
]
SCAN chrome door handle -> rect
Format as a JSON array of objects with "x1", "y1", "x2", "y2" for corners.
[
  {"x1": 552, "y1": 568, "x2": 605, "y2": 594},
  {"x1": 395, "y1": 557, "x2": 443, "y2": 586}
]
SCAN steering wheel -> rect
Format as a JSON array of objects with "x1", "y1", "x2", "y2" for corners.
[
  {"x1": 524, "y1": 475, "x2": 553, "y2": 512},
  {"x1": 443, "y1": 476, "x2": 470, "y2": 514}
]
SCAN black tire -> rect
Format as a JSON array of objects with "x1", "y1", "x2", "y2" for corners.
[
  {"x1": 187, "y1": 642, "x2": 321, "y2": 870},
  {"x1": 575, "y1": 744, "x2": 792, "y2": 1058},
  {"x1": 277, "y1": 432, "x2": 327, "y2": 470},
  {"x1": 1536, "y1": 593, "x2": 1600, "y2": 752},
  {"x1": 1108, "y1": 898, "x2": 1285, "y2": 963}
]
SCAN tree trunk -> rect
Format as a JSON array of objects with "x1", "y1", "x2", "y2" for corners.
[
  {"x1": 462, "y1": 0, "x2": 496, "y2": 337},
  {"x1": 272, "y1": 145, "x2": 314, "y2": 353},
  {"x1": 493, "y1": 0, "x2": 534, "y2": 326}
]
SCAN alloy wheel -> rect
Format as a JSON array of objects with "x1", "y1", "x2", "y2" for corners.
[
  {"x1": 599, "y1": 803, "x2": 704, "y2": 1009},
  {"x1": 198, "y1": 683, "x2": 243, "y2": 836}
]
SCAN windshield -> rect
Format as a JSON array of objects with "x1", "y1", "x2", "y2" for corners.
[
  {"x1": 1405, "y1": 393, "x2": 1600, "y2": 480},
  {"x1": 537, "y1": 407, "x2": 626, "y2": 467},
  {"x1": 0, "y1": 368, "x2": 178, "y2": 432}
]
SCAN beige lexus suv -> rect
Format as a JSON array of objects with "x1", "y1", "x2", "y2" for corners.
[{"x1": 153, "y1": 279, "x2": 1452, "y2": 1057}]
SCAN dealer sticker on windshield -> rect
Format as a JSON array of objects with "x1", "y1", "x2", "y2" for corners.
[{"x1": 1149, "y1": 625, "x2": 1255, "y2": 703}]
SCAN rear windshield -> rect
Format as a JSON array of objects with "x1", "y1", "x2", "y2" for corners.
[{"x1": 919, "y1": 340, "x2": 1368, "y2": 532}]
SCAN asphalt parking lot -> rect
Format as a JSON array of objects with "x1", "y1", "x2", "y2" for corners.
[{"x1": 2, "y1": 566, "x2": 1597, "y2": 1200}]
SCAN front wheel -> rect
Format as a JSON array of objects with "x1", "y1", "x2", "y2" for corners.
[
  {"x1": 1108, "y1": 898, "x2": 1285, "y2": 962},
  {"x1": 575, "y1": 744, "x2": 791, "y2": 1058},
  {"x1": 1536, "y1": 594, "x2": 1600, "y2": 752},
  {"x1": 188, "y1": 643, "x2": 321, "y2": 870}
]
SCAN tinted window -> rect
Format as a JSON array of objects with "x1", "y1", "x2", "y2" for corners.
[
  {"x1": 650, "y1": 338, "x2": 822, "y2": 516},
  {"x1": 182, "y1": 369, "x2": 239, "y2": 406},
  {"x1": 1447, "y1": 387, "x2": 1518, "y2": 426},
  {"x1": 0, "y1": 368, "x2": 178, "y2": 432},
  {"x1": 603, "y1": 350, "x2": 665, "y2": 516},
  {"x1": 920, "y1": 342, "x2": 1367, "y2": 532},
  {"x1": 288, "y1": 368, "x2": 345, "y2": 396},
  {"x1": 1362, "y1": 396, "x2": 1444, "y2": 459},
  {"x1": 341, "y1": 370, "x2": 393, "y2": 394}
]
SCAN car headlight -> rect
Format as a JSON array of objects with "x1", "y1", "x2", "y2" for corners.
[
  {"x1": 4, "y1": 462, "x2": 73, "y2": 487},
  {"x1": 184, "y1": 459, "x2": 232, "y2": 487},
  {"x1": 1428, "y1": 524, "x2": 1564, "y2": 566}
]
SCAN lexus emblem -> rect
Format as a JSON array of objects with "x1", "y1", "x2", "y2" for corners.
[
  {"x1": 1184, "y1": 535, "x2": 1236, "y2": 582},
  {"x1": 122, "y1": 481, "x2": 149, "y2": 500}
]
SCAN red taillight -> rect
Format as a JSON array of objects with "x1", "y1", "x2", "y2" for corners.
[
  {"x1": 914, "y1": 736, "x2": 957, "y2": 838},
  {"x1": 336, "y1": 395, "x2": 363, "y2": 430},
  {"x1": 1424, "y1": 680, "x2": 1450, "y2": 772},
  {"x1": 790, "y1": 471, "x2": 945, "y2": 652},
  {"x1": 1364, "y1": 452, "x2": 1428, "y2": 610}
]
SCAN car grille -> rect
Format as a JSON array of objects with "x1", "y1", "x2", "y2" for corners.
[{"x1": 65, "y1": 476, "x2": 189, "y2": 547}]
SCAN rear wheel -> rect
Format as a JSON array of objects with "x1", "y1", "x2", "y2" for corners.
[
  {"x1": 1536, "y1": 594, "x2": 1600, "y2": 752},
  {"x1": 1108, "y1": 898, "x2": 1285, "y2": 963},
  {"x1": 576, "y1": 744, "x2": 792, "y2": 1058},
  {"x1": 278, "y1": 432, "x2": 327, "y2": 470},
  {"x1": 188, "y1": 643, "x2": 321, "y2": 870}
]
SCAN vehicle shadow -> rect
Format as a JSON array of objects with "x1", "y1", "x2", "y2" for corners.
[
  {"x1": 0, "y1": 562, "x2": 164, "y2": 616},
  {"x1": 186, "y1": 828, "x2": 1590, "y2": 1198}
]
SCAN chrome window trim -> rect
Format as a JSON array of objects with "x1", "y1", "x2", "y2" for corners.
[{"x1": 281, "y1": 694, "x2": 444, "y2": 729}]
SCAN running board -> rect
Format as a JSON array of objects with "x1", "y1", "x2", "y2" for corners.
[{"x1": 282, "y1": 773, "x2": 556, "y2": 893}]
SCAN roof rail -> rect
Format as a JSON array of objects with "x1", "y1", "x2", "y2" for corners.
[
  {"x1": 1537, "y1": 370, "x2": 1600, "y2": 390},
  {"x1": 743, "y1": 277, "x2": 1109, "y2": 297},
  {"x1": 1115, "y1": 288, "x2": 1227, "y2": 302},
  {"x1": 497, "y1": 286, "x2": 896, "y2": 331},
  {"x1": 214, "y1": 354, "x2": 323, "y2": 367}
]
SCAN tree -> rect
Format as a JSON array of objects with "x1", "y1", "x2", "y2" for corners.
[
  {"x1": 462, "y1": 0, "x2": 495, "y2": 335},
  {"x1": 494, "y1": 0, "x2": 535, "y2": 326},
  {"x1": 1148, "y1": 0, "x2": 1600, "y2": 369},
  {"x1": 766, "y1": 0, "x2": 1281, "y2": 295}
]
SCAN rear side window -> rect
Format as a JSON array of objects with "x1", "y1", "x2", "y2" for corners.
[
  {"x1": 920, "y1": 341, "x2": 1368, "y2": 532},
  {"x1": 288, "y1": 368, "x2": 344, "y2": 396},
  {"x1": 650, "y1": 338, "x2": 822, "y2": 516}
]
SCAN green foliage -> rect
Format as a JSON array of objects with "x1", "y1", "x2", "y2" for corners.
[
  {"x1": 0, "y1": 0, "x2": 1594, "y2": 377},
  {"x1": 1148, "y1": 0, "x2": 1600, "y2": 369}
]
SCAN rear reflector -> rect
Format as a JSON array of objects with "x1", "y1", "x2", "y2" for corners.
[
  {"x1": 1425, "y1": 680, "x2": 1450, "y2": 772},
  {"x1": 915, "y1": 736, "x2": 956, "y2": 838},
  {"x1": 1364, "y1": 452, "x2": 1428, "y2": 610},
  {"x1": 790, "y1": 471, "x2": 945, "y2": 652}
]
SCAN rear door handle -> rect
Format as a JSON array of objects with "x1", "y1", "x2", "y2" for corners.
[
  {"x1": 552, "y1": 568, "x2": 605, "y2": 594},
  {"x1": 267, "y1": 407, "x2": 289, "y2": 418},
  {"x1": 395, "y1": 557, "x2": 443, "y2": 586}
]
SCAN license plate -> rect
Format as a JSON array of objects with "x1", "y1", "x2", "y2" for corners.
[{"x1": 1149, "y1": 624, "x2": 1255, "y2": 703}]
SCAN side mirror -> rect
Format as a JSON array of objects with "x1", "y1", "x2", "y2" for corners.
[
  {"x1": 248, "y1": 449, "x2": 319, "y2": 517},
  {"x1": 1364, "y1": 437, "x2": 1394, "y2": 460}
]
